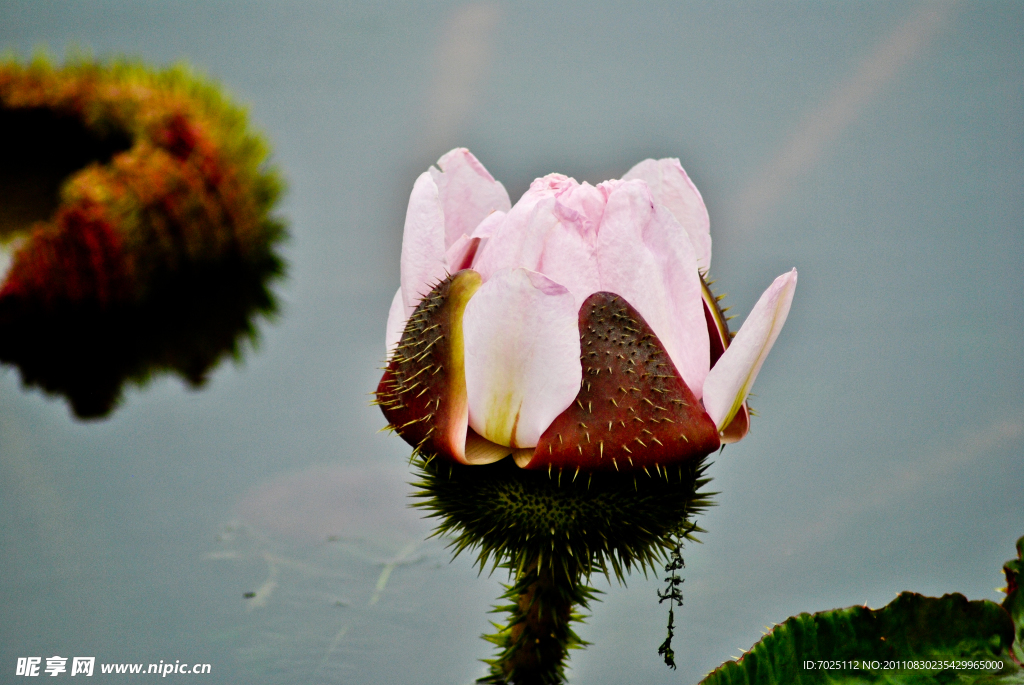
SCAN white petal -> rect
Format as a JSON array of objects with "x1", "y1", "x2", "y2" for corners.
[
  {"x1": 385, "y1": 287, "x2": 406, "y2": 357},
  {"x1": 463, "y1": 268, "x2": 581, "y2": 448},
  {"x1": 623, "y1": 158, "x2": 712, "y2": 274},
  {"x1": 702, "y1": 269, "x2": 798, "y2": 429},
  {"x1": 400, "y1": 171, "x2": 449, "y2": 316}
]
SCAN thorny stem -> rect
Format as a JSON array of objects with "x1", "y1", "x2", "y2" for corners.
[{"x1": 480, "y1": 558, "x2": 595, "y2": 685}]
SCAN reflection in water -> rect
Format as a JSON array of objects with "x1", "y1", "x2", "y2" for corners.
[
  {"x1": 0, "y1": 57, "x2": 286, "y2": 418},
  {"x1": 207, "y1": 464, "x2": 433, "y2": 683},
  {"x1": 730, "y1": 1, "x2": 958, "y2": 232}
]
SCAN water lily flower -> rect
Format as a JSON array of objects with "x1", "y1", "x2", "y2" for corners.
[{"x1": 377, "y1": 149, "x2": 796, "y2": 474}]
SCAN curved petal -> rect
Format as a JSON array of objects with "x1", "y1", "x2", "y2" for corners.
[
  {"x1": 463, "y1": 268, "x2": 581, "y2": 448},
  {"x1": 702, "y1": 268, "x2": 797, "y2": 430},
  {"x1": 534, "y1": 181, "x2": 604, "y2": 302},
  {"x1": 595, "y1": 180, "x2": 709, "y2": 397},
  {"x1": 445, "y1": 234, "x2": 484, "y2": 272},
  {"x1": 400, "y1": 171, "x2": 448, "y2": 316},
  {"x1": 469, "y1": 209, "x2": 506, "y2": 239},
  {"x1": 470, "y1": 176, "x2": 564, "y2": 281},
  {"x1": 473, "y1": 176, "x2": 604, "y2": 303},
  {"x1": 384, "y1": 286, "x2": 406, "y2": 357},
  {"x1": 430, "y1": 148, "x2": 511, "y2": 249},
  {"x1": 623, "y1": 158, "x2": 711, "y2": 274}
]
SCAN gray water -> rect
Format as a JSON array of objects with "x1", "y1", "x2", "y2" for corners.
[{"x1": 1, "y1": 1, "x2": 1022, "y2": 683}]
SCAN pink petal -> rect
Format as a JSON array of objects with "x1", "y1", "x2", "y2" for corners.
[
  {"x1": 462, "y1": 268, "x2": 582, "y2": 448},
  {"x1": 445, "y1": 234, "x2": 484, "y2": 272},
  {"x1": 702, "y1": 269, "x2": 798, "y2": 430},
  {"x1": 623, "y1": 158, "x2": 712, "y2": 274},
  {"x1": 385, "y1": 287, "x2": 405, "y2": 357},
  {"x1": 469, "y1": 209, "x2": 506, "y2": 239},
  {"x1": 430, "y1": 148, "x2": 511, "y2": 250},
  {"x1": 472, "y1": 176, "x2": 602, "y2": 302},
  {"x1": 400, "y1": 171, "x2": 448, "y2": 316},
  {"x1": 535, "y1": 181, "x2": 604, "y2": 301},
  {"x1": 595, "y1": 180, "x2": 709, "y2": 397},
  {"x1": 470, "y1": 177, "x2": 564, "y2": 280}
]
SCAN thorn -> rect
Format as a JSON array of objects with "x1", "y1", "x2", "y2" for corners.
[
  {"x1": 573, "y1": 467, "x2": 579, "y2": 482},
  {"x1": 612, "y1": 458, "x2": 619, "y2": 471},
  {"x1": 599, "y1": 441, "x2": 604, "y2": 459}
]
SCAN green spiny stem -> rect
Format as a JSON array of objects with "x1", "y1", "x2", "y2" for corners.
[
  {"x1": 480, "y1": 558, "x2": 595, "y2": 685},
  {"x1": 408, "y1": 453, "x2": 714, "y2": 681}
]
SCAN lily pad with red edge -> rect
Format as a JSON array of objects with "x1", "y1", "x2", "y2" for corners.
[{"x1": 0, "y1": 55, "x2": 286, "y2": 418}]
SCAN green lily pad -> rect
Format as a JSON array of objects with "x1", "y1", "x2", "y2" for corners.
[
  {"x1": 1002, "y1": 536, "x2": 1024, "y2": 664},
  {"x1": 699, "y1": 591, "x2": 1021, "y2": 685}
]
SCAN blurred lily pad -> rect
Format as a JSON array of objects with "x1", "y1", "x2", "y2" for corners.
[{"x1": 0, "y1": 55, "x2": 286, "y2": 418}]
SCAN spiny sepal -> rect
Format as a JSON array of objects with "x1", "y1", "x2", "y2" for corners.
[
  {"x1": 527, "y1": 292, "x2": 720, "y2": 473},
  {"x1": 376, "y1": 269, "x2": 481, "y2": 462}
]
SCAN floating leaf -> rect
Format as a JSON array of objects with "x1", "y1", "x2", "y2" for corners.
[{"x1": 700, "y1": 591, "x2": 1020, "y2": 685}]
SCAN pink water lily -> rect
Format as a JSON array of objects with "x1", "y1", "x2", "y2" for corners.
[{"x1": 377, "y1": 149, "x2": 796, "y2": 473}]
